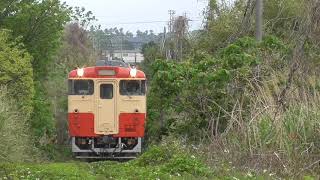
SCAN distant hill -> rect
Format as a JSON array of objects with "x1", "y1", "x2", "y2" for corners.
[{"x1": 89, "y1": 27, "x2": 162, "y2": 51}]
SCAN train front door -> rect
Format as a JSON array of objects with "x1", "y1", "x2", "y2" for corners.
[{"x1": 95, "y1": 81, "x2": 117, "y2": 134}]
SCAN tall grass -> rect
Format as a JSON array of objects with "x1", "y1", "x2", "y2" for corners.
[
  {"x1": 202, "y1": 71, "x2": 320, "y2": 177},
  {"x1": 0, "y1": 87, "x2": 40, "y2": 162}
]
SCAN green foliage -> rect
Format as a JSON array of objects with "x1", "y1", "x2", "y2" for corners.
[
  {"x1": 147, "y1": 37, "x2": 271, "y2": 140},
  {"x1": 1, "y1": 0, "x2": 71, "y2": 79},
  {"x1": 141, "y1": 41, "x2": 163, "y2": 78},
  {"x1": 264, "y1": 0, "x2": 305, "y2": 38},
  {"x1": 45, "y1": 63, "x2": 69, "y2": 146},
  {"x1": 0, "y1": 142, "x2": 212, "y2": 179},
  {"x1": 1, "y1": 0, "x2": 71, "y2": 146},
  {"x1": 0, "y1": 30, "x2": 34, "y2": 116},
  {"x1": 48, "y1": 7, "x2": 98, "y2": 148},
  {"x1": 0, "y1": 163, "x2": 96, "y2": 180},
  {"x1": 281, "y1": 105, "x2": 320, "y2": 153},
  {"x1": 0, "y1": 1, "x2": 319, "y2": 178},
  {"x1": 71, "y1": 6, "x2": 97, "y2": 28},
  {"x1": 135, "y1": 145, "x2": 172, "y2": 166},
  {"x1": 198, "y1": 0, "x2": 245, "y2": 52},
  {"x1": 31, "y1": 82, "x2": 55, "y2": 141},
  {"x1": 57, "y1": 23, "x2": 96, "y2": 69},
  {"x1": 91, "y1": 142, "x2": 212, "y2": 179},
  {"x1": 199, "y1": 0, "x2": 306, "y2": 53},
  {"x1": 261, "y1": 35, "x2": 288, "y2": 51},
  {"x1": 161, "y1": 154, "x2": 210, "y2": 176},
  {"x1": 220, "y1": 37, "x2": 260, "y2": 74}
]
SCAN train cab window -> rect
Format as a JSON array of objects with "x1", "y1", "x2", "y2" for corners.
[
  {"x1": 100, "y1": 84, "x2": 113, "y2": 99},
  {"x1": 120, "y1": 80, "x2": 146, "y2": 96},
  {"x1": 68, "y1": 80, "x2": 94, "y2": 95}
]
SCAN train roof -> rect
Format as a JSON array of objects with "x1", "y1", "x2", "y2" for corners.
[{"x1": 68, "y1": 66, "x2": 146, "y2": 79}]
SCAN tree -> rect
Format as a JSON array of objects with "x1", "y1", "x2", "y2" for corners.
[
  {"x1": 1, "y1": 0, "x2": 70, "y2": 79},
  {"x1": 141, "y1": 41, "x2": 162, "y2": 78},
  {"x1": 72, "y1": 6, "x2": 96, "y2": 29},
  {"x1": 0, "y1": 0, "x2": 71, "y2": 143},
  {"x1": 0, "y1": 30, "x2": 34, "y2": 117},
  {"x1": 57, "y1": 23, "x2": 96, "y2": 69},
  {"x1": 136, "y1": 30, "x2": 143, "y2": 37}
]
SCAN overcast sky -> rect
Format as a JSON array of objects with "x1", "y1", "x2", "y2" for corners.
[{"x1": 63, "y1": 0, "x2": 208, "y2": 34}]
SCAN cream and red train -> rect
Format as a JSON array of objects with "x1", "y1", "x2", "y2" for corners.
[{"x1": 68, "y1": 60, "x2": 146, "y2": 159}]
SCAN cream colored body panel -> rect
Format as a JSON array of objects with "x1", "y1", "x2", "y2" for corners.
[
  {"x1": 68, "y1": 95, "x2": 94, "y2": 113},
  {"x1": 68, "y1": 78, "x2": 146, "y2": 135},
  {"x1": 118, "y1": 96, "x2": 146, "y2": 114}
]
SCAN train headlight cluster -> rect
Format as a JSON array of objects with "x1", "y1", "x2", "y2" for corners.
[
  {"x1": 77, "y1": 68, "x2": 84, "y2": 77},
  {"x1": 130, "y1": 67, "x2": 137, "y2": 78}
]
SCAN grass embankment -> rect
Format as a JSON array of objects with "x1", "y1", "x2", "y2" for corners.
[
  {"x1": 0, "y1": 144, "x2": 274, "y2": 180},
  {"x1": 0, "y1": 144, "x2": 210, "y2": 180}
]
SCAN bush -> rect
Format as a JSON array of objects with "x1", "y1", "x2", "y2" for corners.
[
  {"x1": 0, "y1": 30, "x2": 39, "y2": 162},
  {"x1": 147, "y1": 37, "x2": 266, "y2": 141},
  {"x1": 90, "y1": 141, "x2": 212, "y2": 179},
  {"x1": 31, "y1": 82, "x2": 55, "y2": 142}
]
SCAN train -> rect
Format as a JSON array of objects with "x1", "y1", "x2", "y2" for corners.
[{"x1": 68, "y1": 60, "x2": 146, "y2": 159}]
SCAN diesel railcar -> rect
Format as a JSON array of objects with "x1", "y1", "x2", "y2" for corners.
[{"x1": 68, "y1": 60, "x2": 146, "y2": 159}]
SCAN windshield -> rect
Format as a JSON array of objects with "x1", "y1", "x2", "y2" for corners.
[
  {"x1": 120, "y1": 80, "x2": 146, "y2": 96},
  {"x1": 68, "y1": 80, "x2": 94, "y2": 95}
]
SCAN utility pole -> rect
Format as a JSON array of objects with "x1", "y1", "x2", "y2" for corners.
[
  {"x1": 173, "y1": 14, "x2": 188, "y2": 61},
  {"x1": 255, "y1": 0, "x2": 263, "y2": 42},
  {"x1": 161, "y1": 26, "x2": 166, "y2": 55},
  {"x1": 168, "y1": 10, "x2": 175, "y2": 34},
  {"x1": 167, "y1": 10, "x2": 175, "y2": 60}
]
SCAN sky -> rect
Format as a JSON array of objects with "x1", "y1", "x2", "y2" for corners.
[{"x1": 63, "y1": 0, "x2": 208, "y2": 34}]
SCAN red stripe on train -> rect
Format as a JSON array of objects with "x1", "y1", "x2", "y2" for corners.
[
  {"x1": 68, "y1": 113, "x2": 97, "y2": 137},
  {"x1": 114, "y1": 113, "x2": 146, "y2": 137},
  {"x1": 68, "y1": 66, "x2": 146, "y2": 79},
  {"x1": 68, "y1": 113, "x2": 145, "y2": 137}
]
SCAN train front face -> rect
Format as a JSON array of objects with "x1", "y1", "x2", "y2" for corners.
[{"x1": 68, "y1": 66, "x2": 146, "y2": 159}]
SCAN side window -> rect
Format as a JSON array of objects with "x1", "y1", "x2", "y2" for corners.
[
  {"x1": 68, "y1": 80, "x2": 94, "y2": 95},
  {"x1": 100, "y1": 84, "x2": 113, "y2": 99}
]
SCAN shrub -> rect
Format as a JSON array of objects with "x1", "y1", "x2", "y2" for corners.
[
  {"x1": 147, "y1": 37, "x2": 266, "y2": 140},
  {"x1": 90, "y1": 141, "x2": 212, "y2": 179}
]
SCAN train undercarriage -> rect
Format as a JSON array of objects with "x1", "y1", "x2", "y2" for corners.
[{"x1": 72, "y1": 137, "x2": 142, "y2": 159}]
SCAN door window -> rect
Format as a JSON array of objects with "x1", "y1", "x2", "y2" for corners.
[{"x1": 100, "y1": 84, "x2": 113, "y2": 99}]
